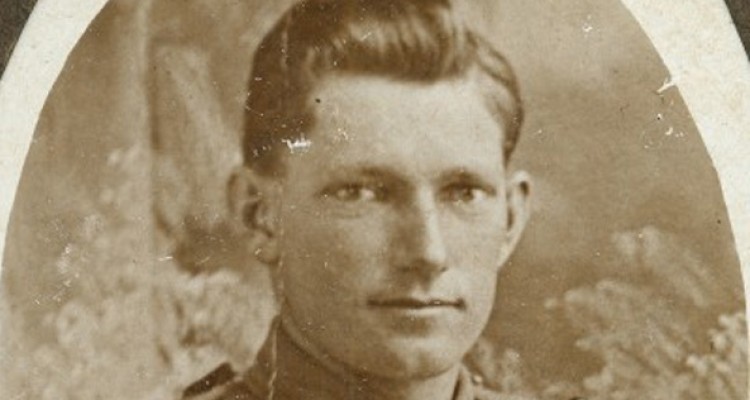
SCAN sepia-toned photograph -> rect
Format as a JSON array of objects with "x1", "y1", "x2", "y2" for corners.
[{"x1": 1, "y1": 1, "x2": 748, "y2": 399}]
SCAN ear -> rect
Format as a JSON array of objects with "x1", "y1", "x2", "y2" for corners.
[
  {"x1": 498, "y1": 170, "x2": 532, "y2": 266},
  {"x1": 227, "y1": 166, "x2": 281, "y2": 264}
]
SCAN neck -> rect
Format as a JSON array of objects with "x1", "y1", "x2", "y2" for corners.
[
  {"x1": 246, "y1": 314, "x2": 465, "y2": 400},
  {"x1": 359, "y1": 370, "x2": 462, "y2": 400}
]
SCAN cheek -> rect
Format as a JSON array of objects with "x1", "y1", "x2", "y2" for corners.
[
  {"x1": 279, "y1": 211, "x2": 390, "y2": 299},
  {"x1": 444, "y1": 215, "x2": 505, "y2": 316},
  {"x1": 445, "y1": 213, "x2": 507, "y2": 270},
  {"x1": 465, "y1": 275, "x2": 498, "y2": 336},
  {"x1": 467, "y1": 269, "x2": 499, "y2": 308}
]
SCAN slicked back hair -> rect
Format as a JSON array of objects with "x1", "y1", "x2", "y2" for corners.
[{"x1": 243, "y1": 0, "x2": 523, "y2": 177}]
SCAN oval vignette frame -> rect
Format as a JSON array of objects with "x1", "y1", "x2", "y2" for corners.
[{"x1": 1, "y1": 0, "x2": 749, "y2": 398}]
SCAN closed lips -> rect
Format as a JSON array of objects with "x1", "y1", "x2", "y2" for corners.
[{"x1": 368, "y1": 298, "x2": 465, "y2": 309}]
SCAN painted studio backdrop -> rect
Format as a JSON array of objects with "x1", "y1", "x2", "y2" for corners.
[{"x1": 1, "y1": 0, "x2": 746, "y2": 399}]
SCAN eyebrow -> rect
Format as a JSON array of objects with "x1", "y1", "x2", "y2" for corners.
[
  {"x1": 325, "y1": 164, "x2": 500, "y2": 188},
  {"x1": 437, "y1": 167, "x2": 501, "y2": 188},
  {"x1": 325, "y1": 165, "x2": 404, "y2": 184}
]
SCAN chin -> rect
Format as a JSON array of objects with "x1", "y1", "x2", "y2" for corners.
[{"x1": 361, "y1": 336, "x2": 467, "y2": 380}]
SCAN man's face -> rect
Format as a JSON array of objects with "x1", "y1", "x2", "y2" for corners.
[{"x1": 264, "y1": 75, "x2": 528, "y2": 380}]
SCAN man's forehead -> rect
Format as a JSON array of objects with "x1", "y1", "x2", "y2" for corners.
[
  {"x1": 310, "y1": 73, "x2": 485, "y2": 110},
  {"x1": 308, "y1": 74, "x2": 503, "y2": 140},
  {"x1": 281, "y1": 74, "x2": 507, "y2": 180}
]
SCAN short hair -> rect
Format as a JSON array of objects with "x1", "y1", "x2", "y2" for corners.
[{"x1": 243, "y1": 0, "x2": 523, "y2": 176}]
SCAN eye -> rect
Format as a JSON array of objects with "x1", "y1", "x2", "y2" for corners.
[
  {"x1": 442, "y1": 183, "x2": 495, "y2": 204},
  {"x1": 324, "y1": 183, "x2": 386, "y2": 203}
]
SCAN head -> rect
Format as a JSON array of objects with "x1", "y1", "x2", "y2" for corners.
[{"x1": 231, "y1": 0, "x2": 530, "y2": 382}]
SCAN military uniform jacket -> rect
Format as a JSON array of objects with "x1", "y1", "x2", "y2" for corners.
[{"x1": 182, "y1": 325, "x2": 510, "y2": 400}]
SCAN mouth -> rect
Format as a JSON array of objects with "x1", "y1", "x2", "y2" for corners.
[{"x1": 368, "y1": 297, "x2": 465, "y2": 310}]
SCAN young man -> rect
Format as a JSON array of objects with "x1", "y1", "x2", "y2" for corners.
[{"x1": 184, "y1": 0, "x2": 531, "y2": 398}]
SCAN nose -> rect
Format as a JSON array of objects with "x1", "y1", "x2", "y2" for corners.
[{"x1": 393, "y1": 192, "x2": 448, "y2": 277}]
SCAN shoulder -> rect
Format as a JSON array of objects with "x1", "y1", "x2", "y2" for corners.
[
  {"x1": 475, "y1": 387, "x2": 540, "y2": 400},
  {"x1": 469, "y1": 374, "x2": 538, "y2": 400},
  {"x1": 474, "y1": 386, "x2": 539, "y2": 400},
  {"x1": 181, "y1": 363, "x2": 258, "y2": 400}
]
